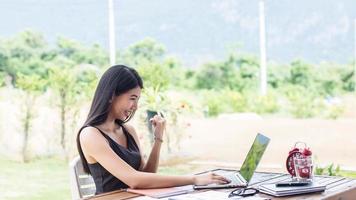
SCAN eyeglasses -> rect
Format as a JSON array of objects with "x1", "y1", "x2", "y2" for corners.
[{"x1": 228, "y1": 188, "x2": 259, "y2": 198}]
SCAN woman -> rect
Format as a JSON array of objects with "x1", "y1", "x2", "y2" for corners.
[{"x1": 76, "y1": 65, "x2": 229, "y2": 194}]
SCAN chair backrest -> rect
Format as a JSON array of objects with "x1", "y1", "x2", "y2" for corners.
[{"x1": 69, "y1": 156, "x2": 96, "y2": 200}]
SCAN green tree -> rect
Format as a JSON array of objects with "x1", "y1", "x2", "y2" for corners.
[
  {"x1": 120, "y1": 38, "x2": 172, "y2": 89},
  {"x1": 121, "y1": 38, "x2": 165, "y2": 67},
  {"x1": 121, "y1": 37, "x2": 173, "y2": 91},
  {"x1": 234, "y1": 54, "x2": 259, "y2": 91},
  {"x1": 340, "y1": 63, "x2": 355, "y2": 92},
  {"x1": 48, "y1": 57, "x2": 98, "y2": 157},
  {"x1": 0, "y1": 42, "x2": 9, "y2": 86},
  {"x1": 16, "y1": 73, "x2": 46, "y2": 162},
  {"x1": 288, "y1": 60, "x2": 314, "y2": 88},
  {"x1": 195, "y1": 62, "x2": 226, "y2": 89},
  {"x1": 56, "y1": 37, "x2": 108, "y2": 67},
  {"x1": 268, "y1": 63, "x2": 290, "y2": 89},
  {"x1": 48, "y1": 57, "x2": 75, "y2": 155},
  {"x1": 0, "y1": 71, "x2": 5, "y2": 87},
  {"x1": 2, "y1": 30, "x2": 48, "y2": 84},
  {"x1": 137, "y1": 62, "x2": 170, "y2": 91},
  {"x1": 195, "y1": 53, "x2": 259, "y2": 92},
  {"x1": 314, "y1": 63, "x2": 342, "y2": 96},
  {"x1": 162, "y1": 57, "x2": 186, "y2": 89},
  {"x1": 1, "y1": 30, "x2": 50, "y2": 161}
]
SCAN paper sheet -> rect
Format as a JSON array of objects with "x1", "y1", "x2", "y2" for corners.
[{"x1": 166, "y1": 190, "x2": 270, "y2": 200}]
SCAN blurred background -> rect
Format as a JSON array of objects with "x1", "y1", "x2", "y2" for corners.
[{"x1": 0, "y1": 0, "x2": 355, "y2": 199}]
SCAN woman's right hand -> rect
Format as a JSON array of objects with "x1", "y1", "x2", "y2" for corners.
[
  {"x1": 193, "y1": 172, "x2": 231, "y2": 185},
  {"x1": 150, "y1": 113, "x2": 166, "y2": 140}
]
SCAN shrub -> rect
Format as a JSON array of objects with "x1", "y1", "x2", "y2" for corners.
[
  {"x1": 204, "y1": 96, "x2": 223, "y2": 117},
  {"x1": 315, "y1": 163, "x2": 341, "y2": 176},
  {"x1": 247, "y1": 92, "x2": 279, "y2": 114},
  {"x1": 223, "y1": 89, "x2": 247, "y2": 113},
  {"x1": 201, "y1": 90, "x2": 226, "y2": 117},
  {"x1": 282, "y1": 85, "x2": 324, "y2": 118}
]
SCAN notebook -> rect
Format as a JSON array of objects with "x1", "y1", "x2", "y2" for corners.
[
  {"x1": 258, "y1": 182, "x2": 326, "y2": 197},
  {"x1": 193, "y1": 133, "x2": 270, "y2": 189}
]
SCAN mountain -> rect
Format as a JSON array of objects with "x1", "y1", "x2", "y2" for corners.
[{"x1": 1, "y1": 0, "x2": 356, "y2": 67}]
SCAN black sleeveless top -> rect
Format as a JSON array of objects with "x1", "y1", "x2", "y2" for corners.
[{"x1": 88, "y1": 125, "x2": 141, "y2": 194}]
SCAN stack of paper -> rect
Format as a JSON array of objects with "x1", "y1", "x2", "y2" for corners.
[
  {"x1": 126, "y1": 185, "x2": 194, "y2": 198},
  {"x1": 258, "y1": 182, "x2": 326, "y2": 197}
]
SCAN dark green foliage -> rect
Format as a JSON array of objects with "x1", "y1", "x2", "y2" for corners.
[
  {"x1": 340, "y1": 68, "x2": 355, "y2": 92},
  {"x1": 0, "y1": 30, "x2": 354, "y2": 120},
  {"x1": 56, "y1": 37, "x2": 108, "y2": 67},
  {"x1": 195, "y1": 53, "x2": 260, "y2": 92},
  {"x1": 289, "y1": 60, "x2": 314, "y2": 87}
]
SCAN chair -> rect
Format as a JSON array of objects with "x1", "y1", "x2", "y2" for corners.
[{"x1": 69, "y1": 156, "x2": 96, "y2": 200}]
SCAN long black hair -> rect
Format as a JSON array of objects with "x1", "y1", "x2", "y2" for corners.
[{"x1": 76, "y1": 65, "x2": 143, "y2": 174}]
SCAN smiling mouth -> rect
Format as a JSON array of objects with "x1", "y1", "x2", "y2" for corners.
[{"x1": 125, "y1": 111, "x2": 133, "y2": 117}]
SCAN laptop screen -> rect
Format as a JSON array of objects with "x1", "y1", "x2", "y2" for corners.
[{"x1": 239, "y1": 133, "x2": 270, "y2": 183}]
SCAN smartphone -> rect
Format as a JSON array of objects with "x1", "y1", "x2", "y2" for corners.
[{"x1": 275, "y1": 181, "x2": 310, "y2": 187}]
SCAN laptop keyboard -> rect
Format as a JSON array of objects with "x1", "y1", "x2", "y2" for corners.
[
  {"x1": 224, "y1": 173, "x2": 243, "y2": 185},
  {"x1": 215, "y1": 171, "x2": 243, "y2": 185},
  {"x1": 193, "y1": 171, "x2": 246, "y2": 189}
]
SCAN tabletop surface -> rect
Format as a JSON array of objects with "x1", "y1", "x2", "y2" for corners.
[{"x1": 84, "y1": 170, "x2": 356, "y2": 200}]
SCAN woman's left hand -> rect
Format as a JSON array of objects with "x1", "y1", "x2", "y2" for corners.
[{"x1": 150, "y1": 114, "x2": 166, "y2": 141}]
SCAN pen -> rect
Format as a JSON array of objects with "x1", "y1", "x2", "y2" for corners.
[{"x1": 275, "y1": 182, "x2": 310, "y2": 187}]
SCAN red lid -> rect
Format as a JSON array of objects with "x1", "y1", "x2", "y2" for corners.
[{"x1": 303, "y1": 148, "x2": 312, "y2": 156}]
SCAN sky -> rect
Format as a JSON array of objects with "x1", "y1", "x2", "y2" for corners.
[{"x1": 1, "y1": 0, "x2": 356, "y2": 67}]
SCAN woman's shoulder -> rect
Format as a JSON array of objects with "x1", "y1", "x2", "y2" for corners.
[
  {"x1": 80, "y1": 126, "x2": 105, "y2": 144},
  {"x1": 79, "y1": 126, "x2": 112, "y2": 161}
]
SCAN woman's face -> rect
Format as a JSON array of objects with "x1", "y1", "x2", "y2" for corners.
[{"x1": 111, "y1": 86, "x2": 141, "y2": 121}]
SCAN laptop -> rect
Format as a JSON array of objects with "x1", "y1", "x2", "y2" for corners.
[{"x1": 193, "y1": 133, "x2": 270, "y2": 189}]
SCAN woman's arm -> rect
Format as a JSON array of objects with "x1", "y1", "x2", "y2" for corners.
[
  {"x1": 142, "y1": 139, "x2": 162, "y2": 172},
  {"x1": 80, "y1": 127, "x2": 229, "y2": 189},
  {"x1": 142, "y1": 114, "x2": 166, "y2": 172},
  {"x1": 125, "y1": 124, "x2": 161, "y2": 173}
]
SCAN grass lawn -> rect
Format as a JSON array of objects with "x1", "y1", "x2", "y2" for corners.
[
  {"x1": 0, "y1": 157, "x2": 193, "y2": 200},
  {"x1": 0, "y1": 157, "x2": 71, "y2": 200},
  {"x1": 339, "y1": 171, "x2": 356, "y2": 178},
  {"x1": 1, "y1": 156, "x2": 356, "y2": 200}
]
